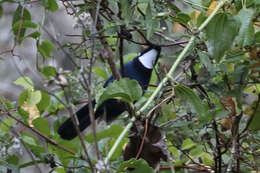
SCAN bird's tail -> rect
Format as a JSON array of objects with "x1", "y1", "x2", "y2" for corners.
[{"x1": 57, "y1": 100, "x2": 97, "y2": 140}]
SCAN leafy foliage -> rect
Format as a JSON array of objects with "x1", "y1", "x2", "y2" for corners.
[{"x1": 0, "y1": 0, "x2": 260, "y2": 172}]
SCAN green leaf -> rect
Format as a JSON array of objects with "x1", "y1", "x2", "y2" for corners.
[
  {"x1": 235, "y1": 8, "x2": 255, "y2": 47},
  {"x1": 0, "y1": 5, "x2": 3, "y2": 19},
  {"x1": 0, "y1": 97, "x2": 14, "y2": 109},
  {"x1": 6, "y1": 155, "x2": 19, "y2": 165},
  {"x1": 18, "y1": 90, "x2": 29, "y2": 106},
  {"x1": 0, "y1": 57, "x2": 4, "y2": 60},
  {"x1": 166, "y1": 2, "x2": 181, "y2": 13},
  {"x1": 22, "y1": 135, "x2": 37, "y2": 146},
  {"x1": 181, "y1": 138, "x2": 196, "y2": 150},
  {"x1": 26, "y1": 31, "x2": 41, "y2": 39},
  {"x1": 27, "y1": 90, "x2": 42, "y2": 106},
  {"x1": 40, "y1": 66, "x2": 57, "y2": 79},
  {"x1": 201, "y1": 153, "x2": 214, "y2": 166},
  {"x1": 32, "y1": 117, "x2": 50, "y2": 136},
  {"x1": 12, "y1": 6, "x2": 31, "y2": 44},
  {"x1": 13, "y1": 6, "x2": 31, "y2": 25},
  {"x1": 53, "y1": 168, "x2": 66, "y2": 173},
  {"x1": 171, "y1": 12, "x2": 191, "y2": 26},
  {"x1": 117, "y1": 158, "x2": 154, "y2": 173},
  {"x1": 175, "y1": 84, "x2": 208, "y2": 118},
  {"x1": 38, "y1": 40, "x2": 55, "y2": 58},
  {"x1": 93, "y1": 67, "x2": 108, "y2": 80},
  {"x1": 37, "y1": 91, "x2": 51, "y2": 112},
  {"x1": 18, "y1": 107, "x2": 29, "y2": 122},
  {"x1": 248, "y1": 107, "x2": 260, "y2": 131},
  {"x1": 189, "y1": 145, "x2": 204, "y2": 158},
  {"x1": 96, "y1": 78, "x2": 143, "y2": 108},
  {"x1": 169, "y1": 146, "x2": 179, "y2": 158},
  {"x1": 12, "y1": 20, "x2": 37, "y2": 34},
  {"x1": 85, "y1": 124, "x2": 124, "y2": 143},
  {"x1": 1, "y1": 119, "x2": 15, "y2": 131},
  {"x1": 206, "y1": 13, "x2": 240, "y2": 61},
  {"x1": 197, "y1": 12, "x2": 207, "y2": 27},
  {"x1": 256, "y1": 31, "x2": 260, "y2": 43},
  {"x1": 42, "y1": 0, "x2": 58, "y2": 12},
  {"x1": 14, "y1": 77, "x2": 34, "y2": 90}
]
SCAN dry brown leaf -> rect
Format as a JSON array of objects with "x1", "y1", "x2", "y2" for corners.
[{"x1": 21, "y1": 102, "x2": 40, "y2": 127}]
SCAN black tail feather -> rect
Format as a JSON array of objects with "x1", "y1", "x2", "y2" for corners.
[
  {"x1": 58, "y1": 99, "x2": 127, "y2": 140},
  {"x1": 57, "y1": 100, "x2": 97, "y2": 140}
]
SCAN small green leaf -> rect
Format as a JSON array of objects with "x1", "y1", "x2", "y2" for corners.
[
  {"x1": 32, "y1": 117, "x2": 50, "y2": 136},
  {"x1": 171, "y1": 12, "x2": 191, "y2": 26},
  {"x1": 12, "y1": 6, "x2": 31, "y2": 43},
  {"x1": 201, "y1": 153, "x2": 214, "y2": 166},
  {"x1": 235, "y1": 8, "x2": 255, "y2": 47},
  {"x1": 206, "y1": 13, "x2": 240, "y2": 61},
  {"x1": 38, "y1": 40, "x2": 55, "y2": 58},
  {"x1": 181, "y1": 138, "x2": 196, "y2": 150},
  {"x1": 18, "y1": 90, "x2": 29, "y2": 106},
  {"x1": 0, "y1": 57, "x2": 5, "y2": 60},
  {"x1": 0, "y1": 97, "x2": 14, "y2": 109},
  {"x1": 117, "y1": 158, "x2": 154, "y2": 173},
  {"x1": 6, "y1": 155, "x2": 19, "y2": 165},
  {"x1": 14, "y1": 77, "x2": 34, "y2": 90},
  {"x1": 26, "y1": 31, "x2": 41, "y2": 39},
  {"x1": 256, "y1": 31, "x2": 260, "y2": 43},
  {"x1": 12, "y1": 20, "x2": 37, "y2": 34},
  {"x1": 166, "y1": 2, "x2": 181, "y2": 13},
  {"x1": 27, "y1": 90, "x2": 42, "y2": 106},
  {"x1": 197, "y1": 12, "x2": 207, "y2": 27},
  {"x1": 18, "y1": 107, "x2": 29, "y2": 122},
  {"x1": 22, "y1": 135, "x2": 37, "y2": 146},
  {"x1": 85, "y1": 124, "x2": 124, "y2": 143},
  {"x1": 37, "y1": 91, "x2": 51, "y2": 112},
  {"x1": 53, "y1": 168, "x2": 66, "y2": 173},
  {"x1": 40, "y1": 66, "x2": 57, "y2": 79},
  {"x1": 42, "y1": 0, "x2": 58, "y2": 12},
  {"x1": 96, "y1": 78, "x2": 142, "y2": 108},
  {"x1": 169, "y1": 146, "x2": 179, "y2": 158},
  {"x1": 13, "y1": 5, "x2": 31, "y2": 25},
  {"x1": 1, "y1": 119, "x2": 15, "y2": 131},
  {"x1": 93, "y1": 67, "x2": 108, "y2": 80},
  {"x1": 248, "y1": 107, "x2": 260, "y2": 131},
  {"x1": 189, "y1": 145, "x2": 204, "y2": 158}
]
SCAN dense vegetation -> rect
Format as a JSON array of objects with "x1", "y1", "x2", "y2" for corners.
[{"x1": 0, "y1": 0, "x2": 260, "y2": 172}]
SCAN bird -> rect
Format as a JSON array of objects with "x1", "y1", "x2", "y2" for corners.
[{"x1": 58, "y1": 45, "x2": 161, "y2": 140}]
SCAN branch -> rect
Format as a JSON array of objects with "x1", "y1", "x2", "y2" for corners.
[{"x1": 1, "y1": 111, "x2": 76, "y2": 156}]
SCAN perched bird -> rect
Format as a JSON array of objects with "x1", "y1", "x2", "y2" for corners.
[{"x1": 58, "y1": 46, "x2": 161, "y2": 140}]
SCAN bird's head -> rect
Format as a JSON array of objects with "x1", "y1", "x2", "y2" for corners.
[{"x1": 138, "y1": 45, "x2": 161, "y2": 69}]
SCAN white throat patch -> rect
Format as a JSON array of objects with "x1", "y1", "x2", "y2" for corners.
[{"x1": 138, "y1": 49, "x2": 158, "y2": 69}]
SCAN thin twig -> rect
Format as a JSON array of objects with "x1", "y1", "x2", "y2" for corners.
[
  {"x1": 135, "y1": 119, "x2": 149, "y2": 159},
  {"x1": 63, "y1": 88, "x2": 94, "y2": 171},
  {"x1": 2, "y1": 111, "x2": 76, "y2": 155}
]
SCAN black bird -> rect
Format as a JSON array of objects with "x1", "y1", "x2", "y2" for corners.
[{"x1": 58, "y1": 46, "x2": 161, "y2": 140}]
